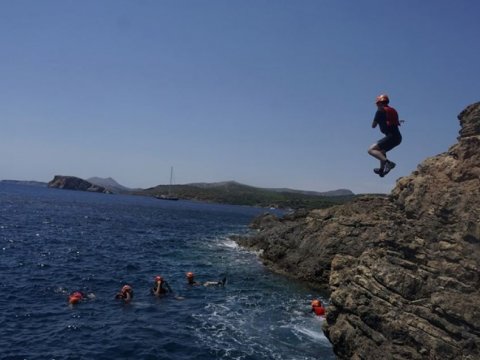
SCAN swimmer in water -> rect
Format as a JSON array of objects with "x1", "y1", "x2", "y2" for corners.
[
  {"x1": 186, "y1": 272, "x2": 200, "y2": 286},
  {"x1": 152, "y1": 276, "x2": 172, "y2": 297},
  {"x1": 115, "y1": 285, "x2": 133, "y2": 302},
  {"x1": 311, "y1": 299, "x2": 326, "y2": 316},
  {"x1": 186, "y1": 272, "x2": 226, "y2": 287},
  {"x1": 68, "y1": 291, "x2": 85, "y2": 305}
]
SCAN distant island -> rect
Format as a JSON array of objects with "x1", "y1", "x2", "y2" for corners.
[
  {"x1": 87, "y1": 177, "x2": 135, "y2": 193},
  {"x1": 138, "y1": 180, "x2": 355, "y2": 209},
  {"x1": 48, "y1": 175, "x2": 110, "y2": 193},
  {"x1": 5, "y1": 175, "x2": 355, "y2": 209},
  {"x1": 1, "y1": 180, "x2": 47, "y2": 187}
]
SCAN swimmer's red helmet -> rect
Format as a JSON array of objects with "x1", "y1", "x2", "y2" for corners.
[
  {"x1": 69, "y1": 296, "x2": 81, "y2": 305},
  {"x1": 186, "y1": 272, "x2": 194, "y2": 278},
  {"x1": 121, "y1": 285, "x2": 132, "y2": 293},
  {"x1": 155, "y1": 276, "x2": 163, "y2": 282},
  {"x1": 68, "y1": 292, "x2": 83, "y2": 304}
]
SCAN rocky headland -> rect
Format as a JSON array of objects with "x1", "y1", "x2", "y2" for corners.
[
  {"x1": 48, "y1": 175, "x2": 109, "y2": 193},
  {"x1": 237, "y1": 102, "x2": 480, "y2": 359}
]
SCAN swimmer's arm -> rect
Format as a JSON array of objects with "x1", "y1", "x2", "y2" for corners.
[{"x1": 371, "y1": 119, "x2": 378, "y2": 128}]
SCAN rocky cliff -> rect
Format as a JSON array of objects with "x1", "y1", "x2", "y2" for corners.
[
  {"x1": 48, "y1": 175, "x2": 109, "y2": 193},
  {"x1": 237, "y1": 102, "x2": 480, "y2": 359}
]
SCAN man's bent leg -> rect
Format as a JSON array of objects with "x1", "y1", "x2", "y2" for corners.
[{"x1": 368, "y1": 144, "x2": 387, "y2": 165}]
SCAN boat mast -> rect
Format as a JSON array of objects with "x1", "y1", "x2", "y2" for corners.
[{"x1": 169, "y1": 166, "x2": 174, "y2": 196}]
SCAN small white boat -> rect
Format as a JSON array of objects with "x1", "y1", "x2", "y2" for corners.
[{"x1": 156, "y1": 167, "x2": 179, "y2": 201}]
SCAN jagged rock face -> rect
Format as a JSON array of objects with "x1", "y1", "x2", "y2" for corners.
[
  {"x1": 327, "y1": 103, "x2": 480, "y2": 359},
  {"x1": 458, "y1": 102, "x2": 480, "y2": 139},
  {"x1": 238, "y1": 197, "x2": 400, "y2": 286},
  {"x1": 48, "y1": 175, "x2": 108, "y2": 193},
  {"x1": 238, "y1": 102, "x2": 480, "y2": 359}
]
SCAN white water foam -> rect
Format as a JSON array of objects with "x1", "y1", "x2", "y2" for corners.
[{"x1": 218, "y1": 238, "x2": 239, "y2": 249}]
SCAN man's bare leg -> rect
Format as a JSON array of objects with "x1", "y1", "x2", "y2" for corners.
[{"x1": 368, "y1": 144, "x2": 387, "y2": 169}]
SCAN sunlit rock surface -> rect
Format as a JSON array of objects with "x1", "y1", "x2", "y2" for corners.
[{"x1": 238, "y1": 102, "x2": 480, "y2": 359}]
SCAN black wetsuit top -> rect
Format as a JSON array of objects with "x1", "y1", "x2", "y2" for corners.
[
  {"x1": 374, "y1": 107, "x2": 402, "y2": 152},
  {"x1": 374, "y1": 108, "x2": 401, "y2": 136}
]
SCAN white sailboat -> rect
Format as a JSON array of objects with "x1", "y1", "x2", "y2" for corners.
[{"x1": 156, "y1": 166, "x2": 179, "y2": 201}]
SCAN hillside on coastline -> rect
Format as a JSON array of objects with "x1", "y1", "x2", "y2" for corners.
[
  {"x1": 189, "y1": 181, "x2": 353, "y2": 197},
  {"x1": 43, "y1": 175, "x2": 355, "y2": 210},
  {"x1": 236, "y1": 102, "x2": 480, "y2": 359},
  {"x1": 0, "y1": 180, "x2": 47, "y2": 187},
  {"x1": 87, "y1": 177, "x2": 135, "y2": 193},
  {"x1": 137, "y1": 181, "x2": 355, "y2": 209}
]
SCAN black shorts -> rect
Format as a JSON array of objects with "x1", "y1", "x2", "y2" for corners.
[{"x1": 377, "y1": 132, "x2": 402, "y2": 152}]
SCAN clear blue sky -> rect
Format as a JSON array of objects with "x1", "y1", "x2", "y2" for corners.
[{"x1": 1, "y1": 1, "x2": 479, "y2": 194}]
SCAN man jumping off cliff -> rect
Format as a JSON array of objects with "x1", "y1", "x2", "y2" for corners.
[{"x1": 368, "y1": 94, "x2": 402, "y2": 177}]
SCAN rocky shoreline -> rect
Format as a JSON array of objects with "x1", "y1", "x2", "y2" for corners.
[{"x1": 236, "y1": 102, "x2": 480, "y2": 359}]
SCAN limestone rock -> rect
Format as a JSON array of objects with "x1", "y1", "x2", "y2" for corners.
[
  {"x1": 237, "y1": 102, "x2": 480, "y2": 359},
  {"x1": 458, "y1": 101, "x2": 480, "y2": 139}
]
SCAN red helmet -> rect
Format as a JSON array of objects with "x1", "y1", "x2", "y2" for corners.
[
  {"x1": 121, "y1": 285, "x2": 132, "y2": 293},
  {"x1": 186, "y1": 272, "x2": 194, "y2": 278},
  {"x1": 155, "y1": 276, "x2": 163, "y2": 282},
  {"x1": 68, "y1": 292, "x2": 83, "y2": 304},
  {"x1": 375, "y1": 94, "x2": 390, "y2": 104}
]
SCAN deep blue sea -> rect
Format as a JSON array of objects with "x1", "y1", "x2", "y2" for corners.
[{"x1": 0, "y1": 183, "x2": 334, "y2": 360}]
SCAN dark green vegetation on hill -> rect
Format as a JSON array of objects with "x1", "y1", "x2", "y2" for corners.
[{"x1": 137, "y1": 181, "x2": 355, "y2": 209}]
